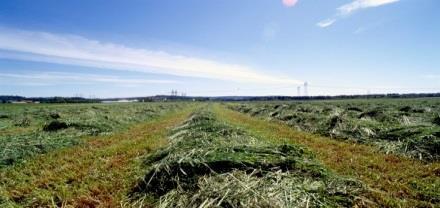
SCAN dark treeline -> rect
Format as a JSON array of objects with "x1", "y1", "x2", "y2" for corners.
[
  {"x1": 0, "y1": 96, "x2": 25, "y2": 103},
  {"x1": 0, "y1": 96, "x2": 99, "y2": 103},
  {"x1": 1, "y1": 93, "x2": 440, "y2": 103}
]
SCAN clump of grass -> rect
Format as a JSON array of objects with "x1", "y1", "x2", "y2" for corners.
[
  {"x1": 131, "y1": 111, "x2": 364, "y2": 207},
  {"x1": 13, "y1": 117, "x2": 31, "y2": 127},
  {"x1": 43, "y1": 120, "x2": 68, "y2": 131},
  {"x1": 67, "y1": 121, "x2": 113, "y2": 136},
  {"x1": 49, "y1": 112, "x2": 61, "y2": 119},
  {"x1": 433, "y1": 114, "x2": 440, "y2": 126},
  {"x1": 347, "y1": 106, "x2": 363, "y2": 112},
  {"x1": 399, "y1": 106, "x2": 412, "y2": 112},
  {"x1": 377, "y1": 126, "x2": 440, "y2": 160}
]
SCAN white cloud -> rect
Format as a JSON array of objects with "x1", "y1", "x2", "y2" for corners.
[
  {"x1": 317, "y1": 0, "x2": 400, "y2": 28},
  {"x1": 0, "y1": 72, "x2": 178, "y2": 86},
  {"x1": 338, "y1": 0, "x2": 400, "y2": 16},
  {"x1": 317, "y1": 19, "x2": 336, "y2": 28},
  {"x1": 0, "y1": 27, "x2": 303, "y2": 85}
]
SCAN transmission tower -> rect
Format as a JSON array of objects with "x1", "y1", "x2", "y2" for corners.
[
  {"x1": 303, "y1": 82, "x2": 308, "y2": 96},
  {"x1": 171, "y1": 90, "x2": 179, "y2": 96}
]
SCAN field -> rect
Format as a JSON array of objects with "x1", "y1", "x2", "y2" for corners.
[
  {"x1": 0, "y1": 99, "x2": 439, "y2": 207},
  {"x1": 229, "y1": 99, "x2": 440, "y2": 161},
  {"x1": 0, "y1": 103, "x2": 184, "y2": 167}
]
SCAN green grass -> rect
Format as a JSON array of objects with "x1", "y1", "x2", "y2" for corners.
[
  {"x1": 131, "y1": 107, "x2": 364, "y2": 207},
  {"x1": 228, "y1": 98, "x2": 440, "y2": 161},
  {"x1": 1, "y1": 100, "x2": 438, "y2": 207},
  {"x1": 214, "y1": 103, "x2": 440, "y2": 207},
  {"x1": 0, "y1": 102, "x2": 186, "y2": 167},
  {"x1": 0, "y1": 105, "x2": 195, "y2": 207}
]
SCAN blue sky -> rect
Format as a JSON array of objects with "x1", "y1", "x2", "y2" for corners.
[{"x1": 0, "y1": 0, "x2": 439, "y2": 97}]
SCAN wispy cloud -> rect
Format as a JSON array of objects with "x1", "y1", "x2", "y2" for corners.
[
  {"x1": 317, "y1": 0, "x2": 400, "y2": 28},
  {"x1": 0, "y1": 27, "x2": 303, "y2": 85},
  {"x1": 338, "y1": 0, "x2": 400, "y2": 15},
  {"x1": 0, "y1": 72, "x2": 178, "y2": 86},
  {"x1": 317, "y1": 19, "x2": 336, "y2": 28}
]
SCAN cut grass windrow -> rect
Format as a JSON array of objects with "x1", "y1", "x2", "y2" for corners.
[
  {"x1": 0, "y1": 103, "x2": 184, "y2": 167},
  {"x1": 0, "y1": 107, "x2": 194, "y2": 207},
  {"x1": 131, "y1": 108, "x2": 364, "y2": 207},
  {"x1": 213, "y1": 104, "x2": 440, "y2": 207},
  {"x1": 228, "y1": 99, "x2": 440, "y2": 161}
]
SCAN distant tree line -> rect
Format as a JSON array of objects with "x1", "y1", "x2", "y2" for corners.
[
  {"x1": 35, "y1": 97, "x2": 100, "y2": 103},
  {"x1": 0, "y1": 96, "x2": 99, "y2": 103},
  {"x1": 0, "y1": 96, "x2": 25, "y2": 103}
]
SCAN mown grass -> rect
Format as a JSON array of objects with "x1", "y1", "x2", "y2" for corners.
[
  {"x1": 229, "y1": 98, "x2": 440, "y2": 161},
  {"x1": 0, "y1": 105, "x2": 195, "y2": 207},
  {"x1": 213, "y1": 104, "x2": 440, "y2": 207},
  {"x1": 131, "y1": 107, "x2": 364, "y2": 207},
  {"x1": 0, "y1": 103, "x2": 183, "y2": 167}
]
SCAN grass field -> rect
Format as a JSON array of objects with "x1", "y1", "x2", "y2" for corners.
[
  {"x1": 0, "y1": 103, "x2": 184, "y2": 167},
  {"x1": 0, "y1": 100, "x2": 439, "y2": 207},
  {"x1": 228, "y1": 98, "x2": 440, "y2": 161}
]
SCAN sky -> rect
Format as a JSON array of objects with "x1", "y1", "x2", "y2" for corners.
[{"x1": 0, "y1": 0, "x2": 439, "y2": 97}]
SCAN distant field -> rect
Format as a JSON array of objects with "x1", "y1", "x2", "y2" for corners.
[{"x1": 0, "y1": 100, "x2": 439, "y2": 207}]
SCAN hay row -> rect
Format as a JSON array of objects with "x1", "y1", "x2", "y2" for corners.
[
  {"x1": 131, "y1": 110, "x2": 364, "y2": 207},
  {"x1": 230, "y1": 100, "x2": 440, "y2": 161},
  {"x1": 0, "y1": 103, "x2": 185, "y2": 167}
]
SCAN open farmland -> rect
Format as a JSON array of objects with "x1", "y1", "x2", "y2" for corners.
[
  {"x1": 1, "y1": 0, "x2": 439, "y2": 207},
  {"x1": 0, "y1": 100, "x2": 439, "y2": 207},
  {"x1": 130, "y1": 109, "x2": 363, "y2": 207},
  {"x1": 0, "y1": 103, "x2": 185, "y2": 167},
  {"x1": 229, "y1": 98, "x2": 440, "y2": 161}
]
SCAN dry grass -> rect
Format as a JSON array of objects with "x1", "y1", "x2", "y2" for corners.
[
  {"x1": 0, "y1": 107, "x2": 194, "y2": 207},
  {"x1": 214, "y1": 104, "x2": 440, "y2": 207}
]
